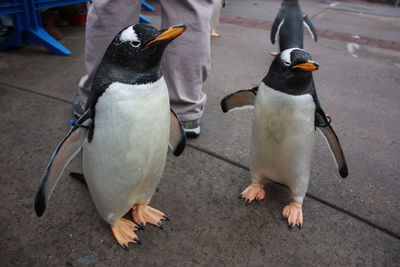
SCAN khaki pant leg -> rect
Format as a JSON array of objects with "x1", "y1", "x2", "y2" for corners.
[
  {"x1": 160, "y1": 0, "x2": 213, "y2": 121},
  {"x1": 78, "y1": 0, "x2": 141, "y2": 106}
]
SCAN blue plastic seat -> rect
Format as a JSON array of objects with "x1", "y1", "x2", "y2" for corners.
[{"x1": 0, "y1": 0, "x2": 156, "y2": 56}]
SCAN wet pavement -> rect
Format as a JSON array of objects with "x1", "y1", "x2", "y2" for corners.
[{"x1": 0, "y1": 0, "x2": 399, "y2": 266}]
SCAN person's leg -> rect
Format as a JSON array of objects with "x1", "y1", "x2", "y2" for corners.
[
  {"x1": 75, "y1": 0, "x2": 141, "y2": 115},
  {"x1": 210, "y1": 0, "x2": 223, "y2": 37},
  {"x1": 159, "y1": 0, "x2": 213, "y2": 136}
]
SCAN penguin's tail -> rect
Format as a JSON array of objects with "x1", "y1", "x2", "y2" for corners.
[{"x1": 69, "y1": 172, "x2": 87, "y2": 186}]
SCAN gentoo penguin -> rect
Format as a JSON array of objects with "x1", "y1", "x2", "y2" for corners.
[
  {"x1": 221, "y1": 48, "x2": 348, "y2": 228},
  {"x1": 271, "y1": 0, "x2": 317, "y2": 51},
  {"x1": 34, "y1": 24, "x2": 187, "y2": 247}
]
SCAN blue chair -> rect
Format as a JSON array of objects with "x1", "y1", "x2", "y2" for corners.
[
  {"x1": 0, "y1": 0, "x2": 91, "y2": 55},
  {"x1": 0, "y1": 0, "x2": 156, "y2": 56},
  {"x1": 140, "y1": 0, "x2": 155, "y2": 23}
]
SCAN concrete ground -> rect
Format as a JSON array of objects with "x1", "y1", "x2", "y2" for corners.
[{"x1": 0, "y1": 0, "x2": 399, "y2": 266}]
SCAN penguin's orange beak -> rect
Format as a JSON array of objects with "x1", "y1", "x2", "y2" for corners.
[
  {"x1": 146, "y1": 24, "x2": 186, "y2": 47},
  {"x1": 292, "y1": 60, "x2": 319, "y2": 71}
]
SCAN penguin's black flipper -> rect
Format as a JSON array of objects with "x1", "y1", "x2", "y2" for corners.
[
  {"x1": 220, "y1": 86, "x2": 258, "y2": 113},
  {"x1": 270, "y1": 13, "x2": 284, "y2": 45},
  {"x1": 34, "y1": 110, "x2": 92, "y2": 217},
  {"x1": 303, "y1": 16, "x2": 318, "y2": 42},
  {"x1": 315, "y1": 111, "x2": 348, "y2": 178},
  {"x1": 169, "y1": 108, "x2": 186, "y2": 156}
]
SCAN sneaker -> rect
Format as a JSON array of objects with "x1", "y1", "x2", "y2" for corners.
[
  {"x1": 72, "y1": 95, "x2": 84, "y2": 118},
  {"x1": 181, "y1": 119, "x2": 201, "y2": 138}
]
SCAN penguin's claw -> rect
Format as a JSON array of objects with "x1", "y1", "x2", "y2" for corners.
[
  {"x1": 132, "y1": 204, "x2": 168, "y2": 229},
  {"x1": 282, "y1": 201, "x2": 303, "y2": 229},
  {"x1": 133, "y1": 237, "x2": 142, "y2": 245},
  {"x1": 240, "y1": 183, "x2": 266, "y2": 203},
  {"x1": 110, "y1": 218, "x2": 141, "y2": 248},
  {"x1": 135, "y1": 223, "x2": 144, "y2": 231}
]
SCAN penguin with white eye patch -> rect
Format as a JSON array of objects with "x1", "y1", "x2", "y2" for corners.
[
  {"x1": 221, "y1": 48, "x2": 348, "y2": 229},
  {"x1": 34, "y1": 24, "x2": 187, "y2": 248}
]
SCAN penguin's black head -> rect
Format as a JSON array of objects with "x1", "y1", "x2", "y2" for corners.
[
  {"x1": 268, "y1": 48, "x2": 319, "y2": 81},
  {"x1": 263, "y1": 48, "x2": 319, "y2": 94},
  {"x1": 279, "y1": 48, "x2": 319, "y2": 72},
  {"x1": 104, "y1": 23, "x2": 186, "y2": 72}
]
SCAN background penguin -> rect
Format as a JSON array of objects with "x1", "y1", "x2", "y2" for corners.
[
  {"x1": 221, "y1": 48, "x2": 348, "y2": 228},
  {"x1": 34, "y1": 24, "x2": 187, "y2": 248},
  {"x1": 271, "y1": 0, "x2": 318, "y2": 51}
]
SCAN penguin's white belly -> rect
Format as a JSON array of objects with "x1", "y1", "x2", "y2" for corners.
[
  {"x1": 250, "y1": 83, "x2": 316, "y2": 200},
  {"x1": 82, "y1": 78, "x2": 170, "y2": 225}
]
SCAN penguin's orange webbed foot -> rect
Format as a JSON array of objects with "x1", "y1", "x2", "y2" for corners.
[
  {"x1": 132, "y1": 204, "x2": 168, "y2": 229},
  {"x1": 240, "y1": 183, "x2": 266, "y2": 203},
  {"x1": 282, "y1": 201, "x2": 303, "y2": 229},
  {"x1": 111, "y1": 218, "x2": 141, "y2": 248}
]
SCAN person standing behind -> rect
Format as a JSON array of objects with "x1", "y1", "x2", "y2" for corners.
[
  {"x1": 210, "y1": 0, "x2": 225, "y2": 37},
  {"x1": 73, "y1": 0, "x2": 213, "y2": 138}
]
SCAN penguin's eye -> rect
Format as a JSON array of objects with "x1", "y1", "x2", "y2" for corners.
[
  {"x1": 283, "y1": 61, "x2": 291, "y2": 66},
  {"x1": 130, "y1": 41, "x2": 141, "y2": 48}
]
